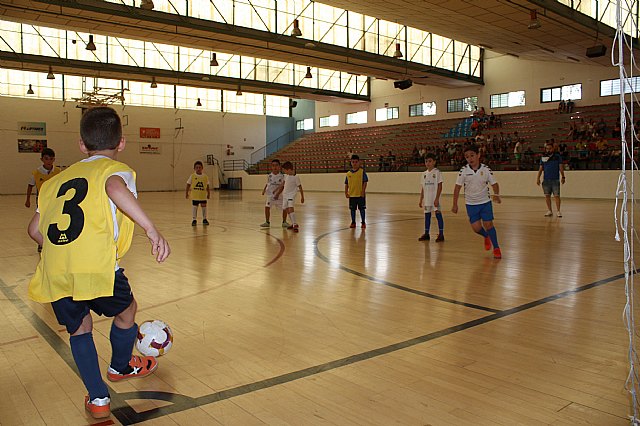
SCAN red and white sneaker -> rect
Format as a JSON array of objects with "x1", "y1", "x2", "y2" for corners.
[
  {"x1": 293, "y1": 224, "x2": 299, "y2": 233},
  {"x1": 85, "y1": 396, "x2": 110, "y2": 419},
  {"x1": 107, "y1": 355, "x2": 158, "y2": 382}
]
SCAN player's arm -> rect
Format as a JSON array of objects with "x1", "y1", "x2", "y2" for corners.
[
  {"x1": 262, "y1": 184, "x2": 267, "y2": 196},
  {"x1": 361, "y1": 181, "x2": 367, "y2": 197},
  {"x1": 273, "y1": 182, "x2": 284, "y2": 198},
  {"x1": 185, "y1": 183, "x2": 191, "y2": 199},
  {"x1": 27, "y1": 212, "x2": 43, "y2": 245},
  {"x1": 344, "y1": 183, "x2": 349, "y2": 198},
  {"x1": 491, "y1": 182, "x2": 501, "y2": 204},
  {"x1": 434, "y1": 182, "x2": 442, "y2": 207},
  {"x1": 206, "y1": 183, "x2": 210, "y2": 199},
  {"x1": 419, "y1": 187, "x2": 424, "y2": 208},
  {"x1": 536, "y1": 165, "x2": 543, "y2": 185},
  {"x1": 298, "y1": 184, "x2": 305, "y2": 204},
  {"x1": 560, "y1": 162, "x2": 566, "y2": 184},
  {"x1": 25, "y1": 184, "x2": 34, "y2": 208},
  {"x1": 451, "y1": 184, "x2": 462, "y2": 214},
  {"x1": 106, "y1": 175, "x2": 170, "y2": 262}
]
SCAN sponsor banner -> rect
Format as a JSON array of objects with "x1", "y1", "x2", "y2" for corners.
[
  {"x1": 140, "y1": 142, "x2": 161, "y2": 154},
  {"x1": 18, "y1": 139, "x2": 47, "y2": 153},
  {"x1": 140, "y1": 127, "x2": 161, "y2": 138},
  {"x1": 18, "y1": 122, "x2": 47, "y2": 136}
]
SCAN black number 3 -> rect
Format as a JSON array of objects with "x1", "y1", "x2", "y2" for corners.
[{"x1": 47, "y1": 178, "x2": 89, "y2": 245}]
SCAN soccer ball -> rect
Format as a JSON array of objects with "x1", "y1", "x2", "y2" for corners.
[{"x1": 136, "y1": 320, "x2": 173, "y2": 357}]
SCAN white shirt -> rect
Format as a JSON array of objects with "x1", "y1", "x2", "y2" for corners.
[
  {"x1": 455, "y1": 163, "x2": 496, "y2": 205},
  {"x1": 282, "y1": 174, "x2": 301, "y2": 200},
  {"x1": 265, "y1": 173, "x2": 284, "y2": 199},
  {"x1": 421, "y1": 168, "x2": 443, "y2": 200}
]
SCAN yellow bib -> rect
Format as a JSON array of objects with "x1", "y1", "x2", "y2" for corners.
[
  {"x1": 190, "y1": 173, "x2": 208, "y2": 200},
  {"x1": 29, "y1": 158, "x2": 136, "y2": 302},
  {"x1": 33, "y1": 166, "x2": 61, "y2": 192}
]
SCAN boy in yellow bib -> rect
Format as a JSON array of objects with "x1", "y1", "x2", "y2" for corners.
[
  {"x1": 185, "y1": 160, "x2": 210, "y2": 226},
  {"x1": 27, "y1": 107, "x2": 171, "y2": 419}
]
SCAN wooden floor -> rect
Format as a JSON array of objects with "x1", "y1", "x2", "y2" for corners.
[{"x1": 0, "y1": 190, "x2": 635, "y2": 425}]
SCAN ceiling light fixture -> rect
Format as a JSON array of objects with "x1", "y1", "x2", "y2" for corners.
[
  {"x1": 291, "y1": 19, "x2": 302, "y2": 37},
  {"x1": 304, "y1": 66, "x2": 312, "y2": 79},
  {"x1": 528, "y1": 10, "x2": 541, "y2": 30},
  {"x1": 27, "y1": 84, "x2": 34, "y2": 95},
  {"x1": 86, "y1": 35, "x2": 97, "y2": 51},
  {"x1": 140, "y1": 0, "x2": 154, "y2": 10},
  {"x1": 46, "y1": 66, "x2": 55, "y2": 80},
  {"x1": 197, "y1": 97, "x2": 202, "y2": 106},
  {"x1": 236, "y1": 85, "x2": 243, "y2": 96},
  {"x1": 210, "y1": 52, "x2": 219, "y2": 67},
  {"x1": 150, "y1": 76, "x2": 157, "y2": 88},
  {"x1": 393, "y1": 43, "x2": 403, "y2": 58}
]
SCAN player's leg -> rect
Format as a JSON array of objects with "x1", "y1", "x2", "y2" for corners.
[
  {"x1": 480, "y1": 201, "x2": 501, "y2": 258},
  {"x1": 435, "y1": 208, "x2": 444, "y2": 241},
  {"x1": 201, "y1": 201, "x2": 209, "y2": 225},
  {"x1": 542, "y1": 181, "x2": 553, "y2": 216},
  {"x1": 191, "y1": 200, "x2": 198, "y2": 226},
  {"x1": 553, "y1": 181, "x2": 562, "y2": 217},
  {"x1": 281, "y1": 205, "x2": 288, "y2": 227},
  {"x1": 262, "y1": 201, "x2": 271, "y2": 227},
  {"x1": 358, "y1": 198, "x2": 366, "y2": 228}
]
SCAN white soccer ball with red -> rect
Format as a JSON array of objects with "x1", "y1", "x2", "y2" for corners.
[{"x1": 136, "y1": 320, "x2": 173, "y2": 357}]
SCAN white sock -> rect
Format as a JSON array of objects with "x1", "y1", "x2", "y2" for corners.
[
  {"x1": 289, "y1": 212, "x2": 297, "y2": 225},
  {"x1": 192, "y1": 206, "x2": 198, "y2": 219},
  {"x1": 202, "y1": 206, "x2": 207, "y2": 219}
]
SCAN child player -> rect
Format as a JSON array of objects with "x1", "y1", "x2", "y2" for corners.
[
  {"x1": 260, "y1": 159, "x2": 288, "y2": 228},
  {"x1": 185, "y1": 160, "x2": 210, "y2": 226},
  {"x1": 418, "y1": 153, "x2": 444, "y2": 242},
  {"x1": 27, "y1": 107, "x2": 170, "y2": 419},
  {"x1": 345, "y1": 154, "x2": 368, "y2": 228},
  {"x1": 451, "y1": 144, "x2": 502, "y2": 259},
  {"x1": 276, "y1": 161, "x2": 304, "y2": 232}
]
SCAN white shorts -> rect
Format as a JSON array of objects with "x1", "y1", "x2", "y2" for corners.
[
  {"x1": 283, "y1": 197, "x2": 296, "y2": 209},
  {"x1": 423, "y1": 205, "x2": 440, "y2": 213},
  {"x1": 265, "y1": 197, "x2": 283, "y2": 209}
]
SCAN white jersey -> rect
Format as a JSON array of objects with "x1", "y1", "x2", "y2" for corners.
[
  {"x1": 265, "y1": 173, "x2": 284, "y2": 199},
  {"x1": 282, "y1": 174, "x2": 301, "y2": 200},
  {"x1": 455, "y1": 163, "x2": 497, "y2": 205},
  {"x1": 421, "y1": 168, "x2": 443, "y2": 211}
]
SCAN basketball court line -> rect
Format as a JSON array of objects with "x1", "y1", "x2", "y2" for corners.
[
  {"x1": 0, "y1": 271, "x2": 627, "y2": 424},
  {"x1": 313, "y1": 226, "x2": 502, "y2": 313}
]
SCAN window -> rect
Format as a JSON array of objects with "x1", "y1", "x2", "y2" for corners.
[
  {"x1": 296, "y1": 118, "x2": 313, "y2": 130},
  {"x1": 601, "y1": 77, "x2": 640, "y2": 96},
  {"x1": 490, "y1": 90, "x2": 526, "y2": 108},
  {"x1": 375, "y1": 106, "x2": 399, "y2": 121},
  {"x1": 319, "y1": 114, "x2": 339, "y2": 127},
  {"x1": 346, "y1": 110, "x2": 368, "y2": 124},
  {"x1": 541, "y1": 84, "x2": 582, "y2": 103},
  {"x1": 447, "y1": 96, "x2": 477, "y2": 113},
  {"x1": 408, "y1": 102, "x2": 437, "y2": 117}
]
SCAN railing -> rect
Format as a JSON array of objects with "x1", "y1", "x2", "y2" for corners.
[
  {"x1": 223, "y1": 159, "x2": 249, "y2": 171},
  {"x1": 250, "y1": 130, "x2": 302, "y2": 164}
]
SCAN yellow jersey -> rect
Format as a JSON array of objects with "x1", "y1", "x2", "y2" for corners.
[
  {"x1": 29, "y1": 157, "x2": 136, "y2": 302},
  {"x1": 345, "y1": 168, "x2": 368, "y2": 198},
  {"x1": 188, "y1": 173, "x2": 209, "y2": 201},
  {"x1": 33, "y1": 166, "x2": 61, "y2": 192}
]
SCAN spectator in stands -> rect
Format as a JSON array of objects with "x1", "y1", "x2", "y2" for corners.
[
  {"x1": 566, "y1": 99, "x2": 575, "y2": 113},
  {"x1": 596, "y1": 118, "x2": 607, "y2": 136},
  {"x1": 513, "y1": 139, "x2": 523, "y2": 170},
  {"x1": 537, "y1": 142, "x2": 565, "y2": 217},
  {"x1": 608, "y1": 146, "x2": 622, "y2": 169},
  {"x1": 387, "y1": 150, "x2": 396, "y2": 171},
  {"x1": 412, "y1": 145, "x2": 420, "y2": 163},
  {"x1": 612, "y1": 118, "x2": 621, "y2": 138},
  {"x1": 470, "y1": 119, "x2": 480, "y2": 135},
  {"x1": 568, "y1": 121, "x2": 577, "y2": 140},
  {"x1": 558, "y1": 100, "x2": 566, "y2": 113},
  {"x1": 378, "y1": 155, "x2": 385, "y2": 172},
  {"x1": 558, "y1": 142, "x2": 568, "y2": 161}
]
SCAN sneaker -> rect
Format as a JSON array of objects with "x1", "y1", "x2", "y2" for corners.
[
  {"x1": 418, "y1": 234, "x2": 430, "y2": 241},
  {"x1": 435, "y1": 235, "x2": 445, "y2": 242},
  {"x1": 203, "y1": 219, "x2": 209, "y2": 226},
  {"x1": 349, "y1": 222, "x2": 356, "y2": 228},
  {"x1": 293, "y1": 224, "x2": 299, "y2": 233},
  {"x1": 84, "y1": 395, "x2": 110, "y2": 419},
  {"x1": 557, "y1": 212, "x2": 563, "y2": 217},
  {"x1": 37, "y1": 245, "x2": 42, "y2": 253},
  {"x1": 282, "y1": 222, "x2": 290, "y2": 228},
  {"x1": 544, "y1": 210, "x2": 553, "y2": 217},
  {"x1": 493, "y1": 248, "x2": 502, "y2": 259},
  {"x1": 484, "y1": 236, "x2": 492, "y2": 251},
  {"x1": 260, "y1": 222, "x2": 270, "y2": 228},
  {"x1": 191, "y1": 220, "x2": 197, "y2": 226},
  {"x1": 361, "y1": 223, "x2": 366, "y2": 229},
  {"x1": 107, "y1": 355, "x2": 158, "y2": 382}
]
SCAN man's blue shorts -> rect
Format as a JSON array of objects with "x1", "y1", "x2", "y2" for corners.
[
  {"x1": 51, "y1": 268, "x2": 134, "y2": 334},
  {"x1": 466, "y1": 201, "x2": 494, "y2": 223}
]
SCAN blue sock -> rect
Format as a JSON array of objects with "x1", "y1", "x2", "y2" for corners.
[
  {"x1": 435, "y1": 212, "x2": 444, "y2": 235},
  {"x1": 487, "y1": 226, "x2": 499, "y2": 248},
  {"x1": 424, "y1": 212, "x2": 432, "y2": 233},
  {"x1": 476, "y1": 228, "x2": 488, "y2": 238},
  {"x1": 359, "y1": 208, "x2": 366, "y2": 224},
  {"x1": 350, "y1": 209, "x2": 356, "y2": 223},
  {"x1": 70, "y1": 333, "x2": 109, "y2": 400},
  {"x1": 110, "y1": 322, "x2": 138, "y2": 373}
]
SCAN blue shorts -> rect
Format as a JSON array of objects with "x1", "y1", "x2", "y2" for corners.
[
  {"x1": 51, "y1": 269, "x2": 134, "y2": 334},
  {"x1": 542, "y1": 179, "x2": 560, "y2": 196},
  {"x1": 192, "y1": 200, "x2": 207, "y2": 206},
  {"x1": 466, "y1": 201, "x2": 494, "y2": 223},
  {"x1": 349, "y1": 197, "x2": 366, "y2": 210}
]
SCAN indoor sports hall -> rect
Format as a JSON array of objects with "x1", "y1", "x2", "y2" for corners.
[{"x1": 1, "y1": 0, "x2": 639, "y2": 424}]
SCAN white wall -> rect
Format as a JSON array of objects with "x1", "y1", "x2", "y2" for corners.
[
  {"x1": 0, "y1": 97, "x2": 266, "y2": 194},
  {"x1": 314, "y1": 53, "x2": 620, "y2": 131},
  {"x1": 227, "y1": 169, "x2": 623, "y2": 200}
]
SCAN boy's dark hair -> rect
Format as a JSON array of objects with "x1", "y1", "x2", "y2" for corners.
[
  {"x1": 464, "y1": 144, "x2": 479, "y2": 154},
  {"x1": 424, "y1": 153, "x2": 436, "y2": 161},
  {"x1": 41, "y1": 147, "x2": 55, "y2": 158},
  {"x1": 194, "y1": 160, "x2": 203, "y2": 168},
  {"x1": 80, "y1": 107, "x2": 122, "y2": 151},
  {"x1": 271, "y1": 159, "x2": 281, "y2": 165},
  {"x1": 282, "y1": 161, "x2": 293, "y2": 170},
  {"x1": 351, "y1": 154, "x2": 360, "y2": 160}
]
